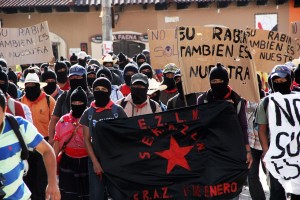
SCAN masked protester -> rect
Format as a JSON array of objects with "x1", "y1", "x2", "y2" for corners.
[
  {"x1": 136, "y1": 53, "x2": 147, "y2": 68},
  {"x1": 77, "y1": 51, "x2": 88, "y2": 68},
  {"x1": 160, "y1": 63, "x2": 178, "y2": 105},
  {"x1": 86, "y1": 64, "x2": 100, "y2": 90},
  {"x1": 48, "y1": 64, "x2": 94, "y2": 146},
  {"x1": 70, "y1": 53, "x2": 78, "y2": 65},
  {"x1": 119, "y1": 63, "x2": 138, "y2": 97},
  {"x1": 117, "y1": 52, "x2": 129, "y2": 70},
  {"x1": 139, "y1": 63, "x2": 153, "y2": 79},
  {"x1": 101, "y1": 54, "x2": 124, "y2": 86},
  {"x1": 167, "y1": 69, "x2": 200, "y2": 110},
  {"x1": 256, "y1": 65, "x2": 300, "y2": 200},
  {"x1": 53, "y1": 86, "x2": 89, "y2": 200},
  {"x1": 117, "y1": 73, "x2": 162, "y2": 117},
  {"x1": 79, "y1": 77, "x2": 127, "y2": 200},
  {"x1": 148, "y1": 78, "x2": 167, "y2": 112},
  {"x1": 41, "y1": 67, "x2": 62, "y2": 100},
  {"x1": 97, "y1": 67, "x2": 124, "y2": 102},
  {"x1": 142, "y1": 49, "x2": 151, "y2": 65},
  {"x1": 20, "y1": 72, "x2": 56, "y2": 200},
  {"x1": 55, "y1": 61, "x2": 70, "y2": 91},
  {"x1": 197, "y1": 63, "x2": 253, "y2": 189}
]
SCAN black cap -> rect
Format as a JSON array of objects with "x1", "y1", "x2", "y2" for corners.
[
  {"x1": 209, "y1": 63, "x2": 229, "y2": 83},
  {"x1": 7, "y1": 68, "x2": 18, "y2": 84},
  {"x1": 41, "y1": 67, "x2": 57, "y2": 82},
  {"x1": 71, "y1": 86, "x2": 87, "y2": 106},
  {"x1": 124, "y1": 63, "x2": 138, "y2": 74},
  {"x1": 92, "y1": 77, "x2": 112, "y2": 95},
  {"x1": 54, "y1": 61, "x2": 68, "y2": 73},
  {"x1": 87, "y1": 64, "x2": 100, "y2": 75},
  {"x1": 96, "y1": 67, "x2": 113, "y2": 82}
]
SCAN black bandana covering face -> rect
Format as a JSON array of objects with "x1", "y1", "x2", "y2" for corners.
[{"x1": 25, "y1": 84, "x2": 41, "y2": 101}]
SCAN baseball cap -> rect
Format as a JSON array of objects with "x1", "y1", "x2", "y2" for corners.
[
  {"x1": 77, "y1": 51, "x2": 87, "y2": 60},
  {"x1": 68, "y1": 64, "x2": 87, "y2": 77},
  {"x1": 270, "y1": 65, "x2": 291, "y2": 79},
  {"x1": 131, "y1": 73, "x2": 148, "y2": 85},
  {"x1": 163, "y1": 63, "x2": 178, "y2": 74}
]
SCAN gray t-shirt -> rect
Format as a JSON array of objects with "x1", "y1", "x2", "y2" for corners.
[{"x1": 255, "y1": 97, "x2": 269, "y2": 125}]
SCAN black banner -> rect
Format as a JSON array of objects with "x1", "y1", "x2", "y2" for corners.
[{"x1": 93, "y1": 101, "x2": 248, "y2": 199}]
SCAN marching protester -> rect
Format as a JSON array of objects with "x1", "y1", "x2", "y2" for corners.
[
  {"x1": 96, "y1": 67, "x2": 124, "y2": 102},
  {"x1": 41, "y1": 67, "x2": 63, "y2": 100},
  {"x1": 77, "y1": 51, "x2": 88, "y2": 68},
  {"x1": 256, "y1": 65, "x2": 300, "y2": 200},
  {"x1": 147, "y1": 78, "x2": 167, "y2": 111},
  {"x1": 54, "y1": 61, "x2": 70, "y2": 91},
  {"x1": 101, "y1": 54, "x2": 124, "y2": 86},
  {"x1": 119, "y1": 63, "x2": 139, "y2": 97},
  {"x1": 139, "y1": 62, "x2": 154, "y2": 79},
  {"x1": 0, "y1": 90, "x2": 60, "y2": 200},
  {"x1": 20, "y1": 71, "x2": 56, "y2": 200},
  {"x1": 117, "y1": 52, "x2": 129, "y2": 70},
  {"x1": 86, "y1": 64, "x2": 100, "y2": 90},
  {"x1": 70, "y1": 53, "x2": 78, "y2": 65},
  {"x1": 197, "y1": 63, "x2": 253, "y2": 187},
  {"x1": 247, "y1": 74, "x2": 267, "y2": 200},
  {"x1": 117, "y1": 73, "x2": 162, "y2": 117},
  {"x1": 160, "y1": 63, "x2": 178, "y2": 105},
  {"x1": 167, "y1": 69, "x2": 200, "y2": 110},
  {"x1": 136, "y1": 53, "x2": 147, "y2": 68},
  {"x1": 49, "y1": 64, "x2": 94, "y2": 145},
  {"x1": 53, "y1": 86, "x2": 89, "y2": 200},
  {"x1": 7, "y1": 68, "x2": 22, "y2": 98},
  {"x1": 80, "y1": 77, "x2": 128, "y2": 200},
  {"x1": 7, "y1": 82, "x2": 18, "y2": 100},
  {"x1": 0, "y1": 67, "x2": 32, "y2": 122}
]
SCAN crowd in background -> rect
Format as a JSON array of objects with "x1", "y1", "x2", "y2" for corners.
[{"x1": 0, "y1": 49, "x2": 299, "y2": 200}]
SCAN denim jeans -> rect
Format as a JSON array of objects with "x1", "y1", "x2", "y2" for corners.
[
  {"x1": 248, "y1": 148, "x2": 266, "y2": 200},
  {"x1": 269, "y1": 173, "x2": 286, "y2": 200}
]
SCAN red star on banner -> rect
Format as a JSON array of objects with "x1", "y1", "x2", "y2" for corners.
[{"x1": 155, "y1": 136, "x2": 193, "y2": 174}]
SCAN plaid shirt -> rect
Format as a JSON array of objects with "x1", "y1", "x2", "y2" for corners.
[{"x1": 246, "y1": 101, "x2": 262, "y2": 150}]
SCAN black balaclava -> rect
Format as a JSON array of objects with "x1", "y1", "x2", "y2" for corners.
[
  {"x1": 42, "y1": 67, "x2": 57, "y2": 95},
  {"x1": 295, "y1": 64, "x2": 300, "y2": 85},
  {"x1": 123, "y1": 64, "x2": 138, "y2": 86},
  {"x1": 139, "y1": 63, "x2": 153, "y2": 79},
  {"x1": 136, "y1": 53, "x2": 147, "y2": 68},
  {"x1": 131, "y1": 82, "x2": 148, "y2": 105},
  {"x1": 142, "y1": 49, "x2": 151, "y2": 65},
  {"x1": 96, "y1": 67, "x2": 113, "y2": 82},
  {"x1": 271, "y1": 75, "x2": 292, "y2": 95},
  {"x1": 70, "y1": 86, "x2": 87, "y2": 118},
  {"x1": 87, "y1": 64, "x2": 100, "y2": 88},
  {"x1": 7, "y1": 68, "x2": 18, "y2": 85},
  {"x1": 78, "y1": 59, "x2": 87, "y2": 68},
  {"x1": 70, "y1": 53, "x2": 78, "y2": 65},
  {"x1": 174, "y1": 70, "x2": 183, "y2": 98},
  {"x1": 163, "y1": 73, "x2": 176, "y2": 90},
  {"x1": 69, "y1": 75, "x2": 87, "y2": 91},
  {"x1": 117, "y1": 52, "x2": 128, "y2": 70},
  {"x1": 7, "y1": 82, "x2": 18, "y2": 99},
  {"x1": 54, "y1": 61, "x2": 68, "y2": 83},
  {"x1": 0, "y1": 67, "x2": 8, "y2": 94},
  {"x1": 209, "y1": 63, "x2": 229, "y2": 99},
  {"x1": 25, "y1": 83, "x2": 41, "y2": 101},
  {"x1": 93, "y1": 77, "x2": 112, "y2": 107}
]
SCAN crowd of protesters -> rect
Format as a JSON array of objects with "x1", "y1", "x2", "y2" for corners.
[{"x1": 0, "y1": 48, "x2": 299, "y2": 200}]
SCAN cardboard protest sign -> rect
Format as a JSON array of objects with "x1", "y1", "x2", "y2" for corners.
[
  {"x1": 0, "y1": 21, "x2": 53, "y2": 66},
  {"x1": 148, "y1": 29, "x2": 179, "y2": 69},
  {"x1": 246, "y1": 28, "x2": 299, "y2": 73},
  {"x1": 266, "y1": 93, "x2": 300, "y2": 195},
  {"x1": 177, "y1": 26, "x2": 260, "y2": 103}
]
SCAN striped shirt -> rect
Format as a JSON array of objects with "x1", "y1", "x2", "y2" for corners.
[{"x1": 0, "y1": 116, "x2": 43, "y2": 200}]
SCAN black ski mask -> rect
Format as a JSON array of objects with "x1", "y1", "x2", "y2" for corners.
[
  {"x1": 25, "y1": 84, "x2": 41, "y2": 101},
  {"x1": 43, "y1": 82, "x2": 56, "y2": 95},
  {"x1": 55, "y1": 62, "x2": 68, "y2": 83},
  {"x1": 209, "y1": 63, "x2": 229, "y2": 99},
  {"x1": 272, "y1": 76, "x2": 291, "y2": 95},
  {"x1": 70, "y1": 86, "x2": 87, "y2": 118},
  {"x1": 87, "y1": 77, "x2": 96, "y2": 88},
  {"x1": 163, "y1": 76, "x2": 176, "y2": 90},
  {"x1": 131, "y1": 87, "x2": 148, "y2": 105},
  {"x1": 92, "y1": 77, "x2": 112, "y2": 107},
  {"x1": 69, "y1": 75, "x2": 87, "y2": 91},
  {"x1": 0, "y1": 68, "x2": 8, "y2": 94},
  {"x1": 71, "y1": 104, "x2": 86, "y2": 118}
]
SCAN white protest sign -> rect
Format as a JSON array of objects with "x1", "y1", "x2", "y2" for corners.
[
  {"x1": 148, "y1": 29, "x2": 179, "y2": 69},
  {"x1": 102, "y1": 41, "x2": 113, "y2": 55},
  {"x1": 266, "y1": 93, "x2": 300, "y2": 194},
  {"x1": 291, "y1": 21, "x2": 300, "y2": 57},
  {"x1": 0, "y1": 21, "x2": 53, "y2": 66},
  {"x1": 246, "y1": 29, "x2": 299, "y2": 73},
  {"x1": 177, "y1": 26, "x2": 260, "y2": 103}
]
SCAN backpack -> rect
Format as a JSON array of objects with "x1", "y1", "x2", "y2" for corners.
[
  {"x1": 88, "y1": 104, "x2": 119, "y2": 137},
  {"x1": 7, "y1": 98, "x2": 26, "y2": 119},
  {"x1": 6, "y1": 114, "x2": 29, "y2": 160},
  {"x1": 120, "y1": 98, "x2": 157, "y2": 113}
]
